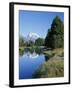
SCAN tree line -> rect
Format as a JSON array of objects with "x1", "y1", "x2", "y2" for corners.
[{"x1": 19, "y1": 36, "x2": 44, "y2": 47}]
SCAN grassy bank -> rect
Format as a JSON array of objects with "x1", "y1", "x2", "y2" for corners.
[
  {"x1": 32, "y1": 59, "x2": 64, "y2": 78},
  {"x1": 43, "y1": 48, "x2": 64, "y2": 59},
  {"x1": 32, "y1": 48, "x2": 64, "y2": 78}
]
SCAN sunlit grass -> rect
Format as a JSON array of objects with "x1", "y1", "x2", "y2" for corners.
[
  {"x1": 43, "y1": 48, "x2": 64, "y2": 58},
  {"x1": 32, "y1": 48, "x2": 64, "y2": 78},
  {"x1": 32, "y1": 59, "x2": 64, "y2": 78}
]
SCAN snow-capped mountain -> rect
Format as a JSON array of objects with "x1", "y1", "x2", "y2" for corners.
[{"x1": 27, "y1": 32, "x2": 39, "y2": 43}]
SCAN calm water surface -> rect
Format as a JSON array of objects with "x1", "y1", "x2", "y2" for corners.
[{"x1": 19, "y1": 52, "x2": 48, "y2": 79}]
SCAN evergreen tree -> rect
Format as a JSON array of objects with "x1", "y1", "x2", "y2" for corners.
[
  {"x1": 45, "y1": 16, "x2": 64, "y2": 49},
  {"x1": 35, "y1": 38, "x2": 44, "y2": 46}
]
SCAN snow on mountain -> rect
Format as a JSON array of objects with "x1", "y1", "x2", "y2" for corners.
[{"x1": 27, "y1": 32, "x2": 39, "y2": 43}]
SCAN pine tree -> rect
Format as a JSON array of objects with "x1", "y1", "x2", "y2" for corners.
[{"x1": 45, "y1": 16, "x2": 64, "y2": 49}]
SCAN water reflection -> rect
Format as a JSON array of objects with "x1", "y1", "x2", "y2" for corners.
[{"x1": 19, "y1": 48, "x2": 49, "y2": 79}]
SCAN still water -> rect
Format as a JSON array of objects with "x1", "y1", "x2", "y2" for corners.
[{"x1": 19, "y1": 52, "x2": 48, "y2": 79}]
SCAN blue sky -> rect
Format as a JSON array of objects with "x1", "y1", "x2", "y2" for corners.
[{"x1": 19, "y1": 10, "x2": 64, "y2": 38}]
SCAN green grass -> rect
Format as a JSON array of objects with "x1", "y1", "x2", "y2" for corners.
[
  {"x1": 43, "y1": 48, "x2": 64, "y2": 58},
  {"x1": 43, "y1": 50, "x2": 55, "y2": 59},
  {"x1": 32, "y1": 48, "x2": 64, "y2": 78},
  {"x1": 32, "y1": 59, "x2": 64, "y2": 78}
]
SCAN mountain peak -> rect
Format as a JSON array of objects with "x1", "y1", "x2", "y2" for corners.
[
  {"x1": 27, "y1": 32, "x2": 39, "y2": 43},
  {"x1": 29, "y1": 32, "x2": 39, "y2": 37}
]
